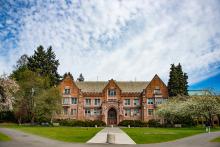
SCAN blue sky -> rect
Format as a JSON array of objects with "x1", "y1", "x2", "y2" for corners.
[{"x1": 0, "y1": 0, "x2": 220, "y2": 93}]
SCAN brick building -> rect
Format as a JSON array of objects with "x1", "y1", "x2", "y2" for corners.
[{"x1": 57, "y1": 74, "x2": 168, "y2": 125}]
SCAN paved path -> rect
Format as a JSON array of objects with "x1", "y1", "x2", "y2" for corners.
[
  {"x1": 87, "y1": 127, "x2": 136, "y2": 144},
  {"x1": 0, "y1": 128, "x2": 220, "y2": 147}
]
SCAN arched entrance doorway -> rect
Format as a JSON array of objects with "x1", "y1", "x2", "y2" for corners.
[{"x1": 108, "y1": 108, "x2": 117, "y2": 125}]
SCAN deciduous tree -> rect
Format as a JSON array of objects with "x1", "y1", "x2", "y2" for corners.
[{"x1": 0, "y1": 75, "x2": 19, "y2": 111}]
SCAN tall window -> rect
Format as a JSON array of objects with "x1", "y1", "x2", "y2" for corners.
[
  {"x1": 71, "y1": 97, "x2": 77, "y2": 104},
  {"x1": 63, "y1": 98, "x2": 69, "y2": 104},
  {"x1": 155, "y1": 98, "x2": 163, "y2": 105},
  {"x1": 94, "y1": 108, "x2": 101, "y2": 115},
  {"x1": 108, "y1": 89, "x2": 116, "y2": 97},
  {"x1": 94, "y1": 98, "x2": 100, "y2": 106},
  {"x1": 134, "y1": 99, "x2": 139, "y2": 105},
  {"x1": 85, "y1": 108, "x2": 91, "y2": 116},
  {"x1": 148, "y1": 109, "x2": 154, "y2": 115},
  {"x1": 64, "y1": 88, "x2": 70, "y2": 94},
  {"x1": 153, "y1": 86, "x2": 161, "y2": 95},
  {"x1": 133, "y1": 108, "x2": 140, "y2": 116},
  {"x1": 147, "y1": 98, "x2": 154, "y2": 104},
  {"x1": 71, "y1": 109, "x2": 77, "y2": 115},
  {"x1": 63, "y1": 108, "x2": 68, "y2": 115},
  {"x1": 124, "y1": 109, "x2": 131, "y2": 116},
  {"x1": 124, "y1": 99, "x2": 130, "y2": 105},
  {"x1": 85, "y1": 98, "x2": 91, "y2": 105}
]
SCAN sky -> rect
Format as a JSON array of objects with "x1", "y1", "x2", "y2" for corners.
[{"x1": 0, "y1": 0, "x2": 220, "y2": 93}]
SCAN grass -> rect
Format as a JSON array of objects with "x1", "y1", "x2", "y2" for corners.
[
  {"x1": 122, "y1": 127, "x2": 220, "y2": 144},
  {"x1": 211, "y1": 137, "x2": 220, "y2": 142},
  {"x1": 0, "y1": 124, "x2": 102, "y2": 143},
  {"x1": 0, "y1": 132, "x2": 11, "y2": 141}
]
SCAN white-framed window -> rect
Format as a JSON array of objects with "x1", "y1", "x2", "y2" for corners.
[
  {"x1": 108, "y1": 89, "x2": 116, "y2": 97},
  {"x1": 85, "y1": 98, "x2": 91, "y2": 105},
  {"x1": 154, "y1": 86, "x2": 161, "y2": 94},
  {"x1": 147, "y1": 98, "x2": 154, "y2": 104},
  {"x1": 155, "y1": 98, "x2": 163, "y2": 105},
  {"x1": 94, "y1": 98, "x2": 101, "y2": 106},
  {"x1": 71, "y1": 97, "x2": 77, "y2": 104},
  {"x1": 124, "y1": 109, "x2": 131, "y2": 116},
  {"x1": 63, "y1": 98, "x2": 69, "y2": 104},
  {"x1": 63, "y1": 108, "x2": 68, "y2": 115},
  {"x1": 134, "y1": 99, "x2": 139, "y2": 105},
  {"x1": 94, "y1": 108, "x2": 101, "y2": 115},
  {"x1": 148, "y1": 109, "x2": 154, "y2": 115},
  {"x1": 124, "y1": 99, "x2": 130, "y2": 105},
  {"x1": 85, "y1": 108, "x2": 91, "y2": 116},
  {"x1": 71, "y1": 109, "x2": 77, "y2": 115},
  {"x1": 133, "y1": 108, "x2": 140, "y2": 116},
  {"x1": 64, "y1": 88, "x2": 70, "y2": 94}
]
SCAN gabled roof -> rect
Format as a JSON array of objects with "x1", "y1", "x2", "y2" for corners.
[{"x1": 75, "y1": 81, "x2": 150, "y2": 93}]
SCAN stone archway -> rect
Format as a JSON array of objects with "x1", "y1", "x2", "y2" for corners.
[{"x1": 107, "y1": 108, "x2": 117, "y2": 125}]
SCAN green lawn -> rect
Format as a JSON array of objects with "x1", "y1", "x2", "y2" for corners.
[
  {"x1": 0, "y1": 132, "x2": 11, "y2": 141},
  {"x1": 122, "y1": 127, "x2": 220, "y2": 144},
  {"x1": 1, "y1": 125, "x2": 102, "y2": 143},
  {"x1": 211, "y1": 137, "x2": 220, "y2": 142}
]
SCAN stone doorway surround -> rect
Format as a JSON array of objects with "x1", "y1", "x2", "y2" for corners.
[{"x1": 107, "y1": 108, "x2": 117, "y2": 125}]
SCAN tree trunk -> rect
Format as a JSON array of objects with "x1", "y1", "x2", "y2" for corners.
[
  {"x1": 217, "y1": 114, "x2": 220, "y2": 126},
  {"x1": 18, "y1": 116, "x2": 22, "y2": 125}
]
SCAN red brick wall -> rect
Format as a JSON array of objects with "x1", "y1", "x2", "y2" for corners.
[{"x1": 58, "y1": 74, "x2": 168, "y2": 124}]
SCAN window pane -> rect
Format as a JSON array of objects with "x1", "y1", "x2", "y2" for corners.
[
  {"x1": 64, "y1": 88, "x2": 70, "y2": 94},
  {"x1": 134, "y1": 99, "x2": 139, "y2": 105},
  {"x1": 124, "y1": 109, "x2": 131, "y2": 116},
  {"x1": 94, "y1": 99, "x2": 100, "y2": 105},
  {"x1": 71, "y1": 109, "x2": 77, "y2": 115},
  {"x1": 148, "y1": 109, "x2": 154, "y2": 115},
  {"x1": 147, "y1": 98, "x2": 154, "y2": 104},
  {"x1": 85, "y1": 109, "x2": 91, "y2": 116},
  {"x1": 85, "y1": 99, "x2": 91, "y2": 105},
  {"x1": 63, "y1": 98, "x2": 69, "y2": 104},
  {"x1": 71, "y1": 97, "x2": 77, "y2": 104},
  {"x1": 108, "y1": 89, "x2": 116, "y2": 96},
  {"x1": 63, "y1": 108, "x2": 68, "y2": 115},
  {"x1": 124, "y1": 99, "x2": 130, "y2": 105},
  {"x1": 134, "y1": 108, "x2": 140, "y2": 116}
]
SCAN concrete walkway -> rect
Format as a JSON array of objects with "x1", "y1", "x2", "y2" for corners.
[{"x1": 87, "y1": 127, "x2": 136, "y2": 144}]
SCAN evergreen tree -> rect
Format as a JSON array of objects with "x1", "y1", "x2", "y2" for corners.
[
  {"x1": 77, "y1": 73, "x2": 84, "y2": 82},
  {"x1": 45, "y1": 46, "x2": 60, "y2": 85},
  {"x1": 168, "y1": 64, "x2": 178, "y2": 97},
  {"x1": 183, "y1": 73, "x2": 188, "y2": 95},
  {"x1": 27, "y1": 45, "x2": 60, "y2": 86},
  {"x1": 168, "y1": 63, "x2": 188, "y2": 97}
]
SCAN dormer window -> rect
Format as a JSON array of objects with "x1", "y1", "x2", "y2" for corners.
[
  {"x1": 108, "y1": 89, "x2": 116, "y2": 97},
  {"x1": 64, "y1": 88, "x2": 70, "y2": 94}
]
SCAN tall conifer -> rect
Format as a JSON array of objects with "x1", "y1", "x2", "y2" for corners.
[{"x1": 168, "y1": 63, "x2": 188, "y2": 97}]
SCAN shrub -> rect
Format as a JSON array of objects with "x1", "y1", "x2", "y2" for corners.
[
  {"x1": 173, "y1": 116, "x2": 196, "y2": 127},
  {"x1": 118, "y1": 120, "x2": 147, "y2": 127},
  {"x1": 54, "y1": 119, "x2": 106, "y2": 127},
  {"x1": 147, "y1": 119, "x2": 161, "y2": 127},
  {"x1": 0, "y1": 111, "x2": 16, "y2": 123}
]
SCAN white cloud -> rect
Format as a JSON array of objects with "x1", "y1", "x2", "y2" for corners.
[{"x1": 0, "y1": 0, "x2": 220, "y2": 85}]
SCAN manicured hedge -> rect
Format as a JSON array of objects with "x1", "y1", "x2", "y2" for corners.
[
  {"x1": 54, "y1": 119, "x2": 106, "y2": 127},
  {"x1": 118, "y1": 119, "x2": 162, "y2": 127},
  {"x1": 118, "y1": 120, "x2": 147, "y2": 127},
  {"x1": 147, "y1": 119, "x2": 161, "y2": 127}
]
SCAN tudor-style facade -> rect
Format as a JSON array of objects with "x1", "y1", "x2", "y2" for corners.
[{"x1": 57, "y1": 74, "x2": 168, "y2": 125}]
